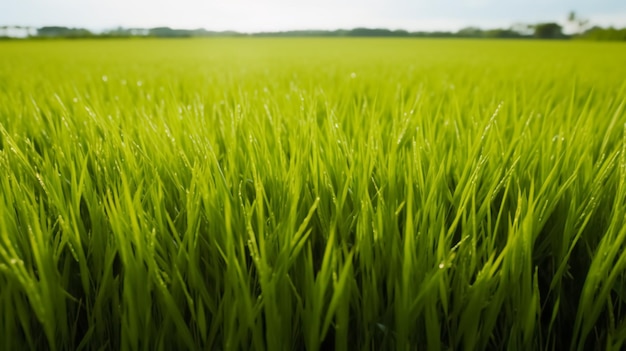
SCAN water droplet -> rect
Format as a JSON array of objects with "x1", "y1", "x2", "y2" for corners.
[
  {"x1": 102, "y1": 75, "x2": 108, "y2": 82},
  {"x1": 350, "y1": 72, "x2": 357, "y2": 79},
  {"x1": 439, "y1": 262, "x2": 445, "y2": 269}
]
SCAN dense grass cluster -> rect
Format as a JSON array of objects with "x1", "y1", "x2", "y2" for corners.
[{"x1": 1, "y1": 38, "x2": 626, "y2": 350}]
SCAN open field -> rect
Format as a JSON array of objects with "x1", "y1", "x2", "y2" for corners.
[{"x1": 1, "y1": 38, "x2": 626, "y2": 350}]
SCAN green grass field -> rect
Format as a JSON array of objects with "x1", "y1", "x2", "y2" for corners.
[{"x1": 1, "y1": 38, "x2": 626, "y2": 350}]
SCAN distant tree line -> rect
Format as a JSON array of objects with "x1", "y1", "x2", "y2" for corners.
[
  {"x1": 1, "y1": 16, "x2": 625, "y2": 41},
  {"x1": 36, "y1": 26, "x2": 97, "y2": 38},
  {"x1": 0, "y1": 24, "x2": 571, "y2": 39},
  {"x1": 564, "y1": 11, "x2": 626, "y2": 41},
  {"x1": 580, "y1": 26, "x2": 626, "y2": 41}
]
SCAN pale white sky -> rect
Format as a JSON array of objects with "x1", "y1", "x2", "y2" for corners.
[{"x1": 1, "y1": 0, "x2": 625, "y2": 32}]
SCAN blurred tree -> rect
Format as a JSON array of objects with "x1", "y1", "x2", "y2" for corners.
[
  {"x1": 148, "y1": 27, "x2": 192, "y2": 38},
  {"x1": 582, "y1": 26, "x2": 626, "y2": 41},
  {"x1": 37, "y1": 26, "x2": 94, "y2": 38},
  {"x1": 568, "y1": 11, "x2": 589, "y2": 35},
  {"x1": 457, "y1": 26, "x2": 484, "y2": 38},
  {"x1": 533, "y1": 23, "x2": 564, "y2": 39},
  {"x1": 484, "y1": 29, "x2": 523, "y2": 38},
  {"x1": 348, "y1": 28, "x2": 395, "y2": 37}
]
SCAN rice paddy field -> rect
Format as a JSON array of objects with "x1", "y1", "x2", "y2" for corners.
[{"x1": 1, "y1": 38, "x2": 626, "y2": 350}]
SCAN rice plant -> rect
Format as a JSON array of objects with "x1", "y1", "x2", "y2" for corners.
[{"x1": 0, "y1": 38, "x2": 625, "y2": 350}]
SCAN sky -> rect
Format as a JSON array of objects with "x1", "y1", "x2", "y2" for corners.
[{"x1": 1, "y1": 0, "x2": 626, "y2": 33}]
